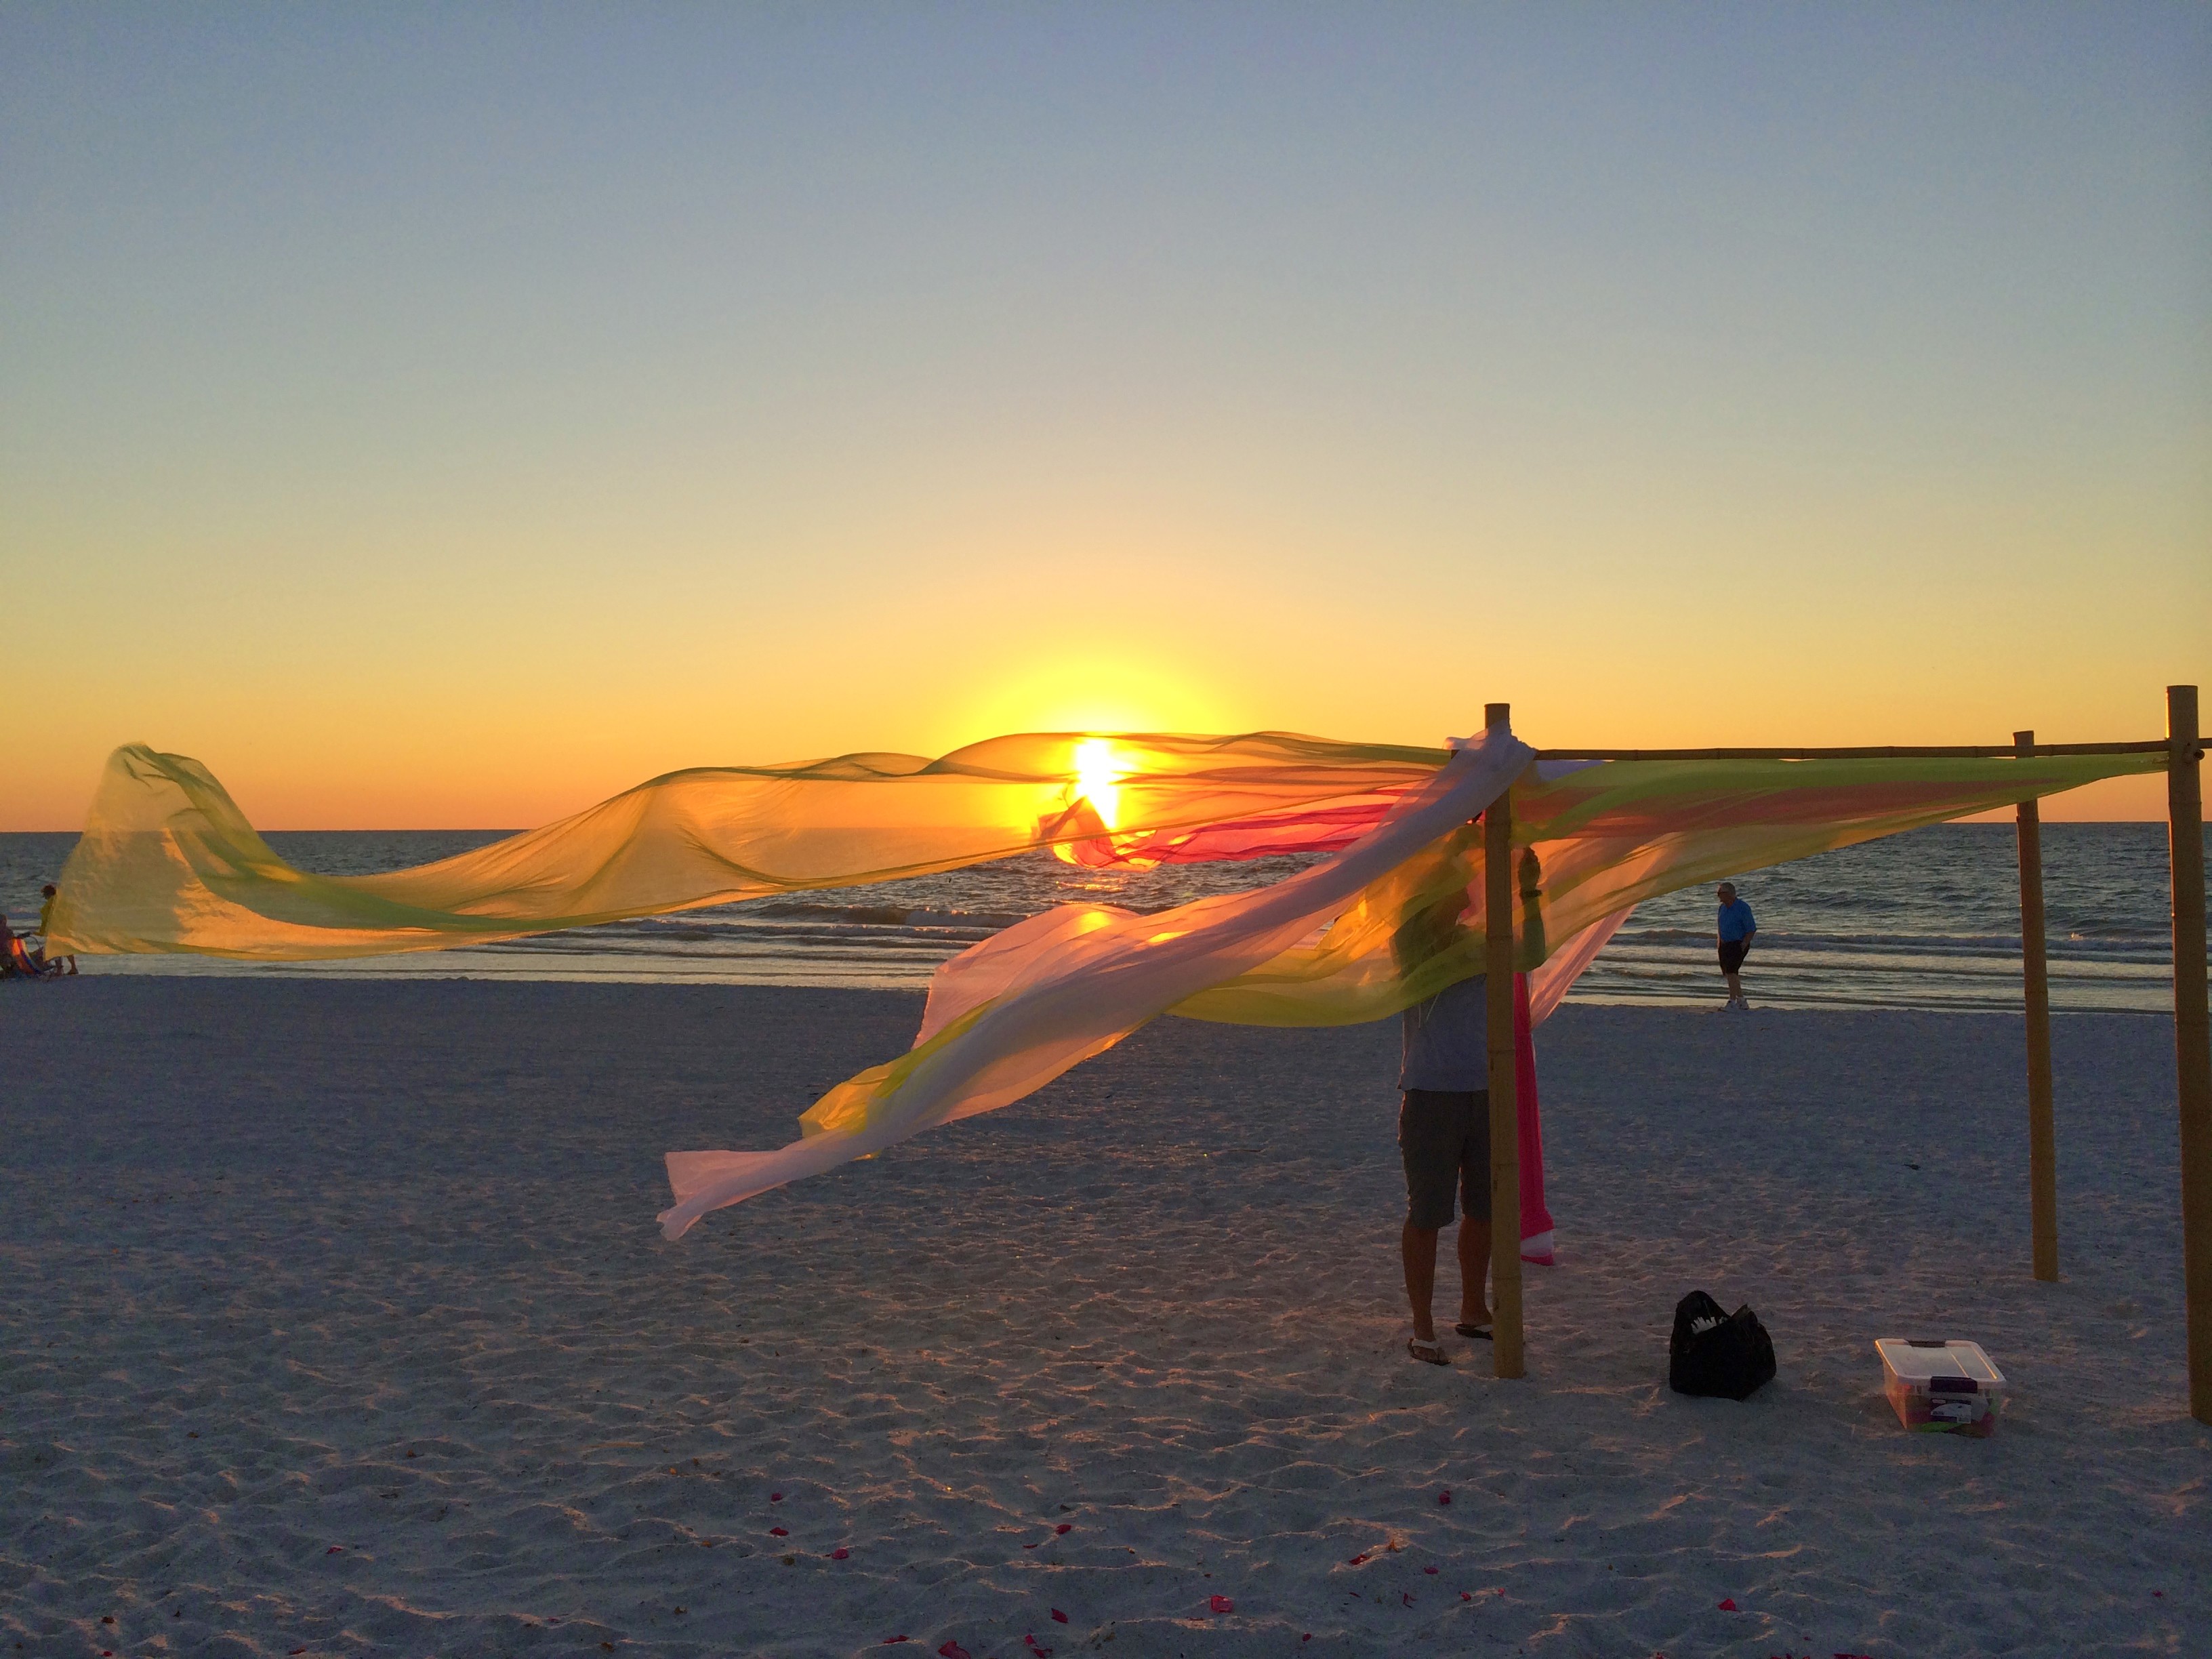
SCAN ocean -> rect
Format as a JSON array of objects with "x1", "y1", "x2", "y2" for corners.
[{"x1": 3, "y1": 823, "x2": 2205, "y2": 1014}]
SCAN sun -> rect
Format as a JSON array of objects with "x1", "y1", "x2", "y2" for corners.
[{"x1": 1070, "y1": 738, "x2": 1123, "y2": 830}]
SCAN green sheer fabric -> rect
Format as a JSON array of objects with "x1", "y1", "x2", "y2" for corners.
[{"x1": 1176, "y1": 751, "x2": 2167, "y2": 1025}]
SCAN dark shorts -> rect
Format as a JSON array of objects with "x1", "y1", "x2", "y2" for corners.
[
  {"x1": 1398, "y1": 1088, "x2": 1491, "y2": 1230},
  {"x1": 1719, "y1": 939, "x2": 1749, "y2": 974}
]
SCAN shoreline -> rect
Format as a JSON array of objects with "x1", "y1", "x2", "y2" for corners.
[
  {"x1": 4, "y1": 980, "x2": 2203, "y2": 1656},
  {"x1": 15, "y1": 956, "x2": 2203, "y2": 1018}
]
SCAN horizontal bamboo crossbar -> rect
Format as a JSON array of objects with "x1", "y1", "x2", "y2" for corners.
[{"x1": 1534, "y1": 739, "x2": 2180, "y2": 762}]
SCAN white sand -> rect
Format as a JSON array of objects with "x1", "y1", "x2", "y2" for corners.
[{"x1": 3, "y1": 980, "x2": 2205, "y2": 1658}]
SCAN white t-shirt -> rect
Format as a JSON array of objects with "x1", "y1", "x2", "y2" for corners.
[{"x1": 1397, "y1": 973, "x2": 1490, "y2": 1092}]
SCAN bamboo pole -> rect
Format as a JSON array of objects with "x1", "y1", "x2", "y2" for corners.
[
  {"x1": 2167, "y1": 685, "x2": 2211, "y2": 1423},
  {"x1": 1484, "y1": 701, "x2": 1526, "y2": 1380},
  {"x1": 1536, "y1": 740, "x2": 2169, "y2": 761},
  {"x1": 2016, "y1": 731, "x2": 2058, "y2": 1283}
]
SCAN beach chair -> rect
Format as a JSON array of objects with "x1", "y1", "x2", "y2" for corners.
[{"x1": 2, "y1": 922, "x2": 62, "y2": 979}]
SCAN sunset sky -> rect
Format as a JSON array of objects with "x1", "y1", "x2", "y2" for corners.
[{"x1": 5, "y1": 4, "x2": 2207, "y2": 830}]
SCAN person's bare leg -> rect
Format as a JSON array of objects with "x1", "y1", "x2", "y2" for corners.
[
  {"x1": 1456, "y1": 1218, "x2": 1493, "y2": 1330},
  {"x1": 1723, "y1": 967, "x2": 1742, "y2": 1002},
  {"x1": 1401, "y1": 1221, "x2": 1441, "y2": 1342}
]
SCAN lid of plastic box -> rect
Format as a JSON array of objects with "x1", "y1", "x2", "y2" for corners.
[{"x1": 1875, "y1": 1338, "x2": 2005, "y2": 1386}]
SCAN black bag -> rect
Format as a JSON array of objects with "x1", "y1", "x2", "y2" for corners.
[{"x1": 1668, "y1": 1290, "x2": 1777, "y2": 1400}]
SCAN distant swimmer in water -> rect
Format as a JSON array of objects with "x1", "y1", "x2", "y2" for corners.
[{"x1": 1716, "y1": 882, "x2": 1757, "y2": 1010}]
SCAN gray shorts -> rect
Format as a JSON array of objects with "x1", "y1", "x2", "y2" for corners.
[{"x1": 1399, "y1": 1088, "x2": 1491, "y2": 1230}]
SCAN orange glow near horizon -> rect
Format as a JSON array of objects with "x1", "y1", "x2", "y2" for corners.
[
  {"x1": 6, "y1": 11, "x2": 2207, "y2": 834},
  {"x1": 5, "y1": 694, "x2": 2192, "y2": 833},
  {"x1": 951, "y1": 649, "x2": 1230, "y2": 752}
]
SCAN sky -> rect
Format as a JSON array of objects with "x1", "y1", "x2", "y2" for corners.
[{"x1": 4, "y1": 3, "x2": 2207, "y2": 829}]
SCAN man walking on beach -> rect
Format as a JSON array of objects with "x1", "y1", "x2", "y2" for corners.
[{"x1": 1717, "y1": 881, "x2": 1757, "y2": 1009}]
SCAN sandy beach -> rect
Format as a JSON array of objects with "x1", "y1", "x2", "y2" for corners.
[{"x1": 3, "y1": 979, "x2": 2204, "y2": 1658}]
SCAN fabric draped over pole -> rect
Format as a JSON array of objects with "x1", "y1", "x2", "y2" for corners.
[{"x1": 47, "y1": 730, "x2": 2167, "y2": 1241}]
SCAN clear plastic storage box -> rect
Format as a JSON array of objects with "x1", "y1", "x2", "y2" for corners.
[{"x1": 1875, "y1": 1338, "x2": 2006, "y2": 1436}]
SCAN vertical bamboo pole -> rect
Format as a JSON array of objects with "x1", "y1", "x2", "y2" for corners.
[
  {"x1": 2167, "y1": 685, "x2": 2211, "y2": 1423},
  {"x1": 2017, "y1": 730, "x2": 2059, "y2": 1282},
  {"x1": 1484, "y1": 701, "x2": 1526, "y2": 1380}
]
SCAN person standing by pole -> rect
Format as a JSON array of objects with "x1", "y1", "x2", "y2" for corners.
[
  {"x1": 1391, "y1": 823, "x2": 1493, "y2": 1365},
  {"x1": 1717, "y1": 882, "x2": 1757, "y2": 1009}
]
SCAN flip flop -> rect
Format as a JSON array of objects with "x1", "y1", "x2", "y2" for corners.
[
  {"x1": 1454, "y1": 1322, "x2": 1493, "y2": 1340},
  {"x1": 1407, "y1": 1334, "x2": 1448, "y2": 1366}
]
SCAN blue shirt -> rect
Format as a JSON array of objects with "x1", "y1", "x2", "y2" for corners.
[
  {"x1": 1718, "y1": 899, "x2": 1756, "y2": 942},
  {"x1": 1398, "y1": 973, "x2": 1490, "y2": 1092}
]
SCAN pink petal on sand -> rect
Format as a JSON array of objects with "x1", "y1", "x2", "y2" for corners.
[
  {"x1": 1424, "y1": 1566, "x2": 1438, "y2": 1575},
  {"x1": 1054, "y1": 1523, "x2": 1071, "y2": 1535},
  {"x1": 1348, "y1": 1553, "x2": 1369, "y2": 1565},
  {"x1": 831, "y1": 1549, "x2": 850, "y2": 1560},
  {"x1": 937, "y1": 1643, "x2": 972, "y2": 1659},
  {"x1": 769, "y1": 1528, "x2": 788, "y2": 1537},
  {"x1": 1401, "y1": 1593, "x2": 1414, "y2": 1607},
  {"x1": 1050, "y1": 1610, "x2": 1069, "y2": 1624},
  {"x1": 1460, "y1": 1592, "x2": 1472, "y2": 1601},
  {"x1": 883, "y1": 1639, "x2": 907, "y2": 1646},
  {"x1": 325, "y1": 1546, "x2": 342, "y2": 1555},
  {"x1": 1023, "y1": 1542, "x2": 1040, "y2": 1549},
  {"x1": 771, "y1": 1492, "x2": 783, "y2": 1502},
  {"x1": 1717, "y1": 1598, "x2": 1737, "y2": 1612},
  {"x1": 1437, "y1": 1489, "x2": 1452, "y2": 1504},
  {"x1": 1209, "y1": 1596, "x2": 1233, "y2": 1614}
]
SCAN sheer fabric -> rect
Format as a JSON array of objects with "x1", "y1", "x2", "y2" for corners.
[
  {"x1": 42, "y1": 731, "x2": 2164, "y2": 1238},
  {"x1": 49, "y1": 738, "x2": 2153, "y2": 972},
  {"x1": 661, "y1": 733, "x2": 1535, "y2": 1235},
  {"x1": 45, "y1": 735, "x2": 1443, "y2": 958}
]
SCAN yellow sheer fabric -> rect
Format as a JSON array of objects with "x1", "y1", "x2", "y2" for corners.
[{"x1": 45, "y1": 733, "x2": 1439, "y2": 958}]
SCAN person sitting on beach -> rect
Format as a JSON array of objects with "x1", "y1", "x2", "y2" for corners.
[
  {"x1": 37, "y1": 884, "x2": 77, "y2": 975},
  {"x1": 1391, "y1": 825, "x2": 1493, "y2": 1366},
  {"x1": 1716, "y1": 881, "x2": 1757, "y2": 1010},
  {"x1": 2, "y1": 914, "x2": 57, "y2": 979}
]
